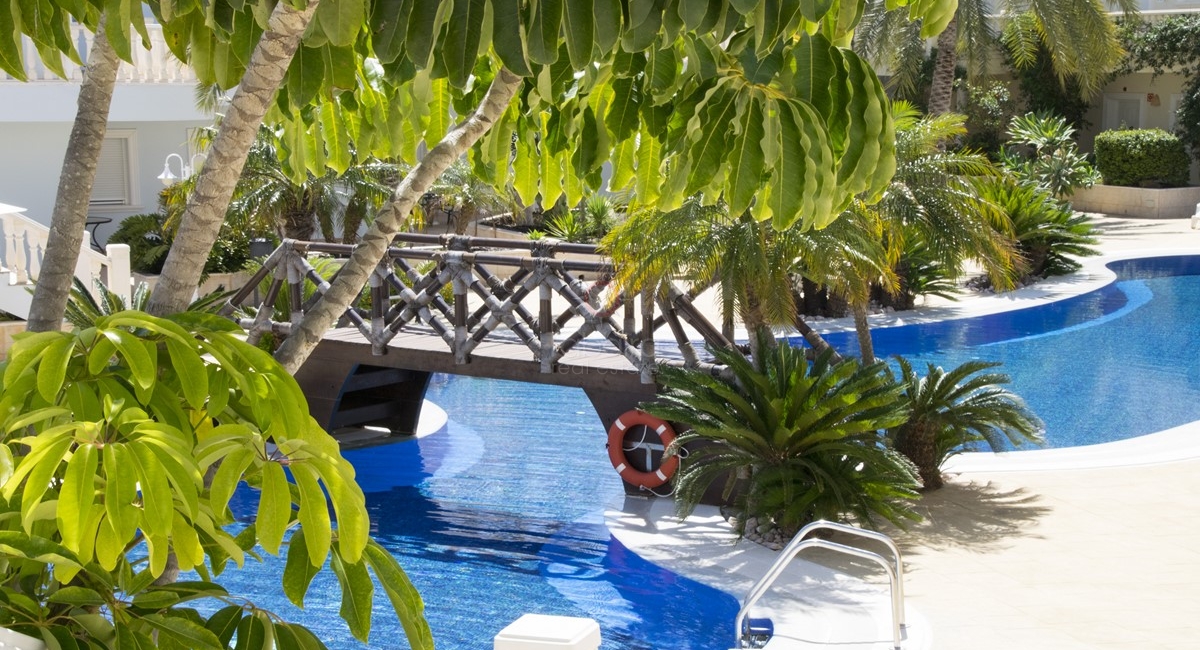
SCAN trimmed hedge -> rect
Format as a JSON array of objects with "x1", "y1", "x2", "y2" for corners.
[{"x1": 1093, "y1": 129, "x2": 1190, "y2": 187}]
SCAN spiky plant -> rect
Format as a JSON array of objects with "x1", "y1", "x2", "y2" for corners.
[
  {"x1": 644, "y1": 340, "x2": 920, "y2": 537},
  {"x1": 65, "y1": 278, "x2": 229, "y2": 329},
  {"x1": 979, "y1": 177, "x2": 1098, "y2": 279},
  {"x1": 889, "y1": 358, "x2": 1044, "y2": 489}
]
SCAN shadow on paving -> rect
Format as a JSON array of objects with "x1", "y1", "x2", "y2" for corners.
[{"x1": 888, "y1": 478, "x2": 1052, "y2": 556}]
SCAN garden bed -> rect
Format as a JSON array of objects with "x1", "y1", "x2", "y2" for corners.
[{"x1": 1071, "y1": 184, "x2": 1200, "y2": 219}]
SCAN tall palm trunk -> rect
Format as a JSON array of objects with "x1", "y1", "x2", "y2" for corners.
[
  {"x1": 146, "y1": 0, "x2": 319, "y2": 316},
  {"x1": 274, "y1": 69, "x2": 524, "y2": 374},
  {"x1": 26, "y1": 24, "x2": 120, "y2": 332},
  {"x1": 926, "y1": 17, "x2": 958, "y2": 116},
  {"x1": 851, "y1": 301, "x2": 876, "y2": 364}
]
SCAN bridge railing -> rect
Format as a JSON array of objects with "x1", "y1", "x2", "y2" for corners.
[{"x1": 220, "y1": 235, "x2": 735, "y2": 382}]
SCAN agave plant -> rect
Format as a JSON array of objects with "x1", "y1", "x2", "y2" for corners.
[
  {"x1": 889, "y1": 357, "x2": 1044, "y2": 489},
  {"x1": 644, "y1": 339, "x2": 920, "y2": 537},
  {"x1": 1000, "y1": 112, "x2": 1100, "y2": 199},
  {"x1": 64, "y1": 278, "x2": 230, "y2": 330}
]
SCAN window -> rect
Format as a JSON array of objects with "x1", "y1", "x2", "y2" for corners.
[
  {"x1": 1102, "y1": 94, "x2": 1143, "y2": 131},
  {"x1": 90, "y1": 130, "x2": 137, "y2": 207}
]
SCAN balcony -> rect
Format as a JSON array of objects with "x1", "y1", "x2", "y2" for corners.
[{"x1": 1, "y1": 23, "x2": 195, "y2": 85}]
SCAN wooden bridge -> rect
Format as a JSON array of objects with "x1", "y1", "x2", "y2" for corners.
[{"x1": 219, "y1": 234, "x2": 735, "y2": 448}]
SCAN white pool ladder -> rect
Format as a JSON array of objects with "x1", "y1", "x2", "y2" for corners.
[{"x1": 734, "y1": 520, "x2": 906, "y2": 650}]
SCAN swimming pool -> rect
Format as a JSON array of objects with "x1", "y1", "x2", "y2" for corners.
[
  {"x1": 218, "y1": 254, "x2": 1200, "y2": 647},
  {"x1": 221, "y1": 376, "x2": 738, "y2": 649},
  {"x1": 807, "y1": 255, "x2": 1200, "y2": 448}
]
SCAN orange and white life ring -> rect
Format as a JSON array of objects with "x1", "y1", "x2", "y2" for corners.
[{"x1": 607, "y1": 410, "x2": 679, "y2": 489}]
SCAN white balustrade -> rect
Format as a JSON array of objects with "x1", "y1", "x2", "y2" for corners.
[
  {"x1": 0, "y1": 203, "x2": 130, "y2": 318},
  {"x1": 3, "y1": 23, "x2": 195, "y2": 84}
]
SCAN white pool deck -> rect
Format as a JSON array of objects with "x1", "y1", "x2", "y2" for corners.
[{"x1": 606, "y1": 215, "x2": 1200, "y2": 650}]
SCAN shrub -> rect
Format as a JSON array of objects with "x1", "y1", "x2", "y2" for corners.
[
  {"x1": 1000, "y1": 112, "x2": 1100, "y2": 198},
  {"x1": 1093, "y1": 129, "x2": 1191, "y2": 187},
  {"x1": 978, "y1": 178, "x2": 1099, "y2": 280}
]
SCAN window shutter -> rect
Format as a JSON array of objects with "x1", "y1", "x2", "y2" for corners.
[{"x1": 90, "y1": 138, "x2": 130, "y2": 205}]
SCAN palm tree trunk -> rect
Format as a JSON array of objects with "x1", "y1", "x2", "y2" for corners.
[
  {"x1": 26, "y1": 24, "x2": 120, "y2": 332},
  {"x1": 789, "y1": 287, "x2": 842, "y2": 362},
  {"x1": 273, "y1": 69, "x2": 524, "y2": 374},
  {"x1": 341, "y1": 198, "x2": 365, "y2": 244},
  {"x1": 851, "y1": 301, "x2": 876, "y2": 364},
  {"x1": 146, "y1": 0, "x2": 319, "y2": 317},
  {"x1": 894, "y1": 422, "x2": 944, "y2": 490},
  {"x1": 926, "y1": 17, "x2": 958, "y2": 116}
]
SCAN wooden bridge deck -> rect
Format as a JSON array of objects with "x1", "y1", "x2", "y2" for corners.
[{"x1": 315, "y1": 325, "x2": 689, "y2": 393}]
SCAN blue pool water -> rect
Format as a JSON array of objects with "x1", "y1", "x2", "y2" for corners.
[
  {"x1": 807, "y1": 256, "x2": 1200, "y2": 448},
  {"x1": 220, "y1": 377, "x2": 738, "y2": 649}
]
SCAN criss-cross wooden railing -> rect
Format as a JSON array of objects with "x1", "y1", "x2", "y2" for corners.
[{"x1": 220, "y1": 234, "x2": 734, "y2": 383}]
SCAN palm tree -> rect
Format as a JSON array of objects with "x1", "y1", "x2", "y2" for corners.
[
  {"x1": 977, "y1": 176, "x2": 1098, "y2": 281},
  {"x1": 855, "y1": 0, "x2": 1137, "y2": 114},
  {"x1": 802, "y1": 103, "x2": 1021, "y2": 362},
  {"x1": 228, "y1": 127, "x2": 401, "y2": 241},
  {"x1": 889, "y1": 358, "x2": 1043, "y2": 489},
  {"x1": 644, "y1": 340, "x2": 920, "y2": 537}
]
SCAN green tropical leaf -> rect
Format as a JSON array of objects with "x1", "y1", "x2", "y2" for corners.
[
  {"x1": 424, "y1": 76, "x2": 452, "y2": 149},
  {"x1": 527, "y1": 0, "x2": 562, "y2": 65},
  {"x1": 315, "y1": 0, "x2": 363, "y2": 47},
  {"x1": 35, "y1": 336, "x2": 74, "y2": 403},
  {"x1": 233, "y1": 612, "x2": 269, "y2": 650},
  {"x1": 164, "y1": 338, "x2": 207, "y2": 412},
  {"x1": 364, "y1": 541, "x2": 433, "y2": 650},
  {"x1": 370, "y1": 0, "x2": 412, "y2": 64},
  {"x1": 48, "y1": 586, "x2": 107, "y2": 608},
  {"x1": 634, "y1": 126, "x2": 662, "y2": 206},
  {"x1": 256, "y1": 460, "x2": 292, "y2": 556},
  {"x1": 330, "y1": 544, "x2": 374, "y2": 642},
  {"x1": 103, "y1": 443, "x2": 138, "y2": 539},
  {"x1": 512, "y1": 132, "x2": 540, "y2": 206},
  {"x1": 59, "y1": 442, "x2": 98, "y2": 551},
  {"x1": 142, "y1": 614, "x2": 223, "y2": 650},
  {"x1": 205, "y1": 605, "x2": 244, "y2": 648},
  {"x1": 622, "y1": 0, "x2": 665, "y2": 52},
  {"x1": 283, "y1": 529, "x2": 322, "y2": 607},
  {"x1": 291, "y1": 463, "x2": 332, "y2": 567},
  {"x1": 490, "y1": 0, "x2": 531, "y2": 75},
  {"x1": 445, "y1": 0, "x2": 486, "y2": 88},
  {"x1": 725, "y1": 93, "x2": 766, "y2": 215},
  {"x1": 685, "y1": 85, "x2": 737, "y2": 195},
  {"x1": 405, "y1": 0, "x2": 448, "y2": 68},
  {"x1": 606, "y1": 77, "x2": 642, "y2": 143},
  {"x1": 593, "y1": 0, "x2": 622, "y2": 53},
  {"x1": 562, "y1": 0, "x2": 594, "y2": 69}
]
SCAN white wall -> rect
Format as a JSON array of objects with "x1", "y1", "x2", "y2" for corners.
[{"x1": 0, "y1": 120, "x2": 207, "y2": 243}]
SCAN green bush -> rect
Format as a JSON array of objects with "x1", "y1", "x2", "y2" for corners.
[{"x1": 1093, "y1": 129, "x2": 1191, "y2": 187}]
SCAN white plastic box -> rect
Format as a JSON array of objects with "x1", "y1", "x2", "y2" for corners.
[{"x1": 494, "y1": 614, "x2": 601, "y2": 650}]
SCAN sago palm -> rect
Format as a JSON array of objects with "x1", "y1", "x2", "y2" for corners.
[
  {"x1": 889, "y1": 357, "x2": 1044, "y2": 489},
  {"x1": 645, "y1": 340, "x2": 920, "y2": 537}
]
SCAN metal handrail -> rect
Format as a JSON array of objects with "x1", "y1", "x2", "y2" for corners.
[{"x1": 734, "y1": 520, "x2": 906, "y2": 650}]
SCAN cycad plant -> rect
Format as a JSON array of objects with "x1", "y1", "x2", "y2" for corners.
[
  {"x1": 979, "y1": 177, "x2": 1098, "y2": 280},
  {"x1": 644, "y1": 340, "x2": 920, "y2": 537},
  {"x1": 889, "y1": 358, "x2": 1044, "y2": 489}
]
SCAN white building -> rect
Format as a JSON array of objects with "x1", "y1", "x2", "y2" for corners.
[{"x1": 0, "y1": 24, "x2": 212, "y2": 246}]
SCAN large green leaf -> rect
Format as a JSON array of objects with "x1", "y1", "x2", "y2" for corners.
[
  {"x1": 725, "y1": 92, "x2": 766, "y2": 216},
  {"x1": 291, "y1": 463, "x2": 332, "y2": 567},
  {"x1": 512, "y1": 131, "x2": 540, "y2": 206},
  {"x1": 404, "y1": 0, "x2": 449, "y2": 68},
  {"x1": 0, "y1": 4, "x2": 26, "y2": 81},
  {"x1": 142, "y1": 614, "x2": 223, "y2": 650},
  {"x1": 561, "y1": 0, "x2": 594, "y2": 69},
  {"x1": 316, "y1": 0, "x2": 364, "y2": 47},
  {"x1": 633, "y1": 126, "x2": 662, "y2": 206},
  {"x1": 445, "y1": 0, "x2": 486, "y2": 88},
  {"x1": 622, "y1": 0, "x2": 665, "y2": 52},
  {"x1": 34, "y1": 334, "x2": 73, "y2": 403},
  {"x1": 59, "y1": 442, "x2": 98, "y2": 552},
  {"x1": 424, "y1": 76, "x2": 452, "y2": 149},
  {"x1": 103, "y1": 443, "x2": 138, "y2": 540},
  {"x1": 330, "y1": 545, "x2": 374, "y2": 642},
  {"x1": 526, "y1": 0, "x2": 562, "y2": 65},
  {"x1": 685, "y1": 85, "x2": 737, "y2": 195},
  {"x1": 593, "y1": 0, "x2": 622, "y2": 53},
  {"x1": 282, "y1": 529, "x2": 322, "y2": 607},
  {"x1": 164, "y1": 338, "x2": 207, "y2": 412},
  {"x1": 364, "y1": 541, "x2": 433, "y2": 650},
  {"x1": 256, "y1": 460, "x2": 292, "y2": 556},
  {"x1": 490, "y1": 0, "x2": 531, "y2": 75},
  {"x1": 370, "y1": 0, "x2": 412, "y2": 63}
]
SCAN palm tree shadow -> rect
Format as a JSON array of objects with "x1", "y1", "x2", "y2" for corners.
[{"x1": 889, "y1": 477, "x2": 1052, "y2": 555}]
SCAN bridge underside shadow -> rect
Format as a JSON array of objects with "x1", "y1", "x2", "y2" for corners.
[{"x1": 295, "y1": 333, "x2": 659, "y2": 451}]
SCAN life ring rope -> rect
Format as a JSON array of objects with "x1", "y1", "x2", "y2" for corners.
[{"x1": 607, "y1": 409, "x2": 679, "y2": 490}]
